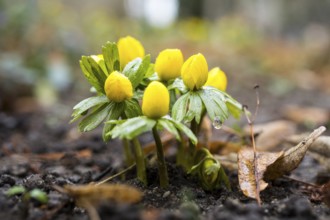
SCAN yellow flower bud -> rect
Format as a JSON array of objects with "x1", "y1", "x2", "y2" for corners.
[
  {"x1": 181, "y1": 53, "x2": 208, "y2": 90},
  {"x1": 155, "y1": 49, "x2": 184, "y2": 81},
  {"x1": 142, "y1": 81, "x2": 169, "y2": 119},
  {"x1": 117, "y1": 36, "x2": 145, "y2": 70},
  {"x1": 204, "y1": 67, "x2": 227, "y2": 91},
  {"x1": 104, "y1": 71, "x2": 133, "y2": 102}
]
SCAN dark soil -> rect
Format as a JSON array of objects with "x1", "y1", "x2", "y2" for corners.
[{"x1": 0, "y1": 85, "x2": 329, "y2": 220}]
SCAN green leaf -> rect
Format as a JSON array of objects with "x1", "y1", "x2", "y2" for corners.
[
  {"x1": 198, "y1": 88, "x2": 228, "y2": 122},
  {"x1": 87, "y1": 56, "x2": 107, "y2": 86},
  {"x1": 172, "y1": 93, "x2": 190, "y2": 122},
  {"x1": 71, "y1": 96, "x2": 109, "y2": 122},
  {"x1": 79, "y1": 103, "x2": 111, "y2": 132},
  {"x1": 123, "y1": 55, "x2": 151, "y2": 89},
  {"x1": 102, "y1": 102, "x2": 125, "y2": 141},
  {"x1": 80, "y1": 59, "x2": 104, "y2": 94},
  {"x1": 158, "y1": 118, "x2": 180, "y2": 140},
  {"x1": 165, "y1": 116, "x2": 197, "y2": 145},
  {"x1": 7, "y1": 186, "x2": 26, "y2": 196},
  {"x1": 144, "y1": 63, "x2": 155, "y2": 78},
  {"x1": 124, "y1": 99, "x2": 142, "y2": 118},
  {"x1": 225, "y1": 95, "x2": 243, "y2": 119},
  {"x1": 168, "y1": 78, "x2": 187, "y2": 93},
  {"x1": 102, "y1": 41, "x2": 120, "y2": 73},
  {"x1": 185, "y1": 91, "x2": 203, "y2": 123},
  {"x1": 108, "y1": 116, "x2": 156, "y2": 140},
  {"x1": 29, "y1": 189, "x2": 48, "y2": 204}
]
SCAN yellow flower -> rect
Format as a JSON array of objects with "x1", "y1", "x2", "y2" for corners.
[
  {"x1": 104, "y1": 71, "x2": 133, "y2": 102},
  {"x1": 117, "y1": 36, "x2": 145, "y2": 70},
  {"x1": 181, "y1": 53, "x2": 208, "y2": 90},
  {"x1": 155, "y1": 49, "x2": 184, "y2": 81},
  {"x1": 204, "y1": 67, "x2": 227, "y2": 91},
  {"x1": 142, "y1": 81, "x2": 169, "y2": 119}
]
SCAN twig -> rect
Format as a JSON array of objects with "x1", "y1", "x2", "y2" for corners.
[
  {"x1": 243, "y1": 84, "x2": 261, "y2": 206},
  {"x1": 95, "y1": 163, "x2": 136, "y2": 186}
]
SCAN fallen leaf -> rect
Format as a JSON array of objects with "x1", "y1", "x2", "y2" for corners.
[
  {"x1": 282, "y1": 105, "x2": 329, "y2": 125},
  {"x1": 287, "y1": 135, "x2": 330, "y2": 157},
  {"x1": 36, "y1": 149, "x2": 92, "y2": 160},
  {"x1": 264, "y1": 126, "x2": 326, "y2": 180},
  {"x1": 61, "y1": 184, "x2": 143, "y2": 205},
  {"x1": 238, "y1": 147, "x2": 284, "y2": 201},
  {"x1": 244, "y1": 120, "x2": 297, "y2": 151},
  {"x1": 54, "y1": 184, "x2": 143, "y2": 220},
  {"x1": 214, "y1": 153, "x2": 238, "y2": 171}
]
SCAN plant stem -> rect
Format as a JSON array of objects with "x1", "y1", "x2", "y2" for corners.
[
  {"x1": 188, "y1": 119, "x2": 198, "y2": 166},
  {"x1": 132, "y1": 138, "x2": 148, "y2": 185},
  {"x1": 123, "y1": 139, "x2": 134, "y2": 166},
  {"x1": 152, "y1": 125, "x2": 169, "y2": 187}
]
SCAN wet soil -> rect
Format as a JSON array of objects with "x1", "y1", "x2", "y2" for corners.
[{"x1": 0, "y1": 79, "x2": 329, "y2": 220}]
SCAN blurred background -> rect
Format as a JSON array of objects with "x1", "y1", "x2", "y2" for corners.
[{"x1": 0, "y1": 0, "x2": 330, "y2": 125}]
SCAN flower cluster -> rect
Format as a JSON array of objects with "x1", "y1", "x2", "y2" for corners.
[{"x1": 71, "y1": 36, "x2": 242, "y2": 188}]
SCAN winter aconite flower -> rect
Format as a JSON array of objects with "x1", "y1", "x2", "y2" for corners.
[
  {"x1": 155, "y1": 49, "x2": 184, "y2": 81},
  {"x1": 118, "y1": 36, "x2": 145, "y2": 70},
  {"x1": 142, "y1": 81, "x2": 169, "y2": 119},
  {"x1": 104, "y1": 71, "x2": 133, "y2": 102},
  {"x1": 181, "y1": 53, "x2": 208, "y2": 90},
  {"x1": 205, "y1": 67, "x2": 227, "y2": 91}
]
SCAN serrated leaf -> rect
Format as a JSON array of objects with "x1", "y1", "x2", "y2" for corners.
[
  {"x1": 124, "y1": 99, "x2": 142, "y2": 118},
  {"x1": 102, "y1": 42, "x2": 120, "y2": 73},
  {"x1": 123, "y1": 55, "x2": 151, "y2": 89},
  {"x1": 185, "y1": 91, "x2": 203, "y2": 123},
  {"x1": 71, "y1": 96, "x2": 109, "y2": 122},
  {"x1": 102, "y1": 102, "x2": 125, "y2": 142},
  {"x1": 158, "y1": 118, "x2": 180, "y2": 140},
  {"x1": 79, "y1": 103, "x2": 111, "y2": 132},
  {"x1": 165, "y1": 116, "x2": 197, "y2": 145},
  {"x1": 80, "y1": 59, "x2": 104, "y2": 94},
  {"x1": 172, "y1": 93, "x2": 190, "y2": 122},
  {"x1": 108, "y1": 116, "x2": 156, "y2": 140},
  {"x1": 226, "y1": 100, "x2": 242, "y2": 119}
]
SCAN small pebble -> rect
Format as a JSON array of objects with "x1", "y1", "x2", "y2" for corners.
[{"x1": 163, "y1": 191, "x2": 170, "y2": 198}]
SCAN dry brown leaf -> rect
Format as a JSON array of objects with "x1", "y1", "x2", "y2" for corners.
[
  {"x1": 238, "y1": 147, "x2": 284, "y2": 201},
  {"x1": 282, "y1": 105, "x2": 329, "y2": 125},
  {"x1": 244, "y1": 120, "x2": 297, "y2": 151},
  {"x1": 55, "y1": 184, "x2": 143, "y2": 220},
  {"x1": 61, "y1": 184, "x2": 143, "y2": 205},
  {"x1": 287, "y1": 135, "x2": 330, "y2": 157},
  {"x1": 321, "y1": 181, "x2": 330, "y2": 207},
  {"x1": 264, "y1": 126, "x2": 326, "y2": 180}
]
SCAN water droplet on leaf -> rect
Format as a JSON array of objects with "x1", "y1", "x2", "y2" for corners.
[{"x1": 213, "y1": 116, "x2": 223, "y2": 129}]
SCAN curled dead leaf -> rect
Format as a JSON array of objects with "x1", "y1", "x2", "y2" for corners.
[
  {"x1": 287, "y1": 135, "x2": 330, "y2": 158},
  {"x1": 264, "y1": 126, "x2": 326, "y2": 180},
  {"x1": 238, "y1": 147, "x2": 284, "y2": 201}
]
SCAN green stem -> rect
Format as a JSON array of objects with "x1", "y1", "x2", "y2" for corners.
[
  {"x1": 189, "y1": 119, "x2": 198, "y2": 155},
  {"x1": 123, "y1": 139, "x2": 134, "y2": 166},
  {"x1": 152, "y1": 125, "x2": 169, "y2": 187},
  {"x1": 132, "y1": 138, "x2": 148, "y2": 185}
]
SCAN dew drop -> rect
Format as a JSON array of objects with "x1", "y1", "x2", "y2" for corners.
[{"x1": 212, "y1": 116, "x2": 223, "y2": 129}]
